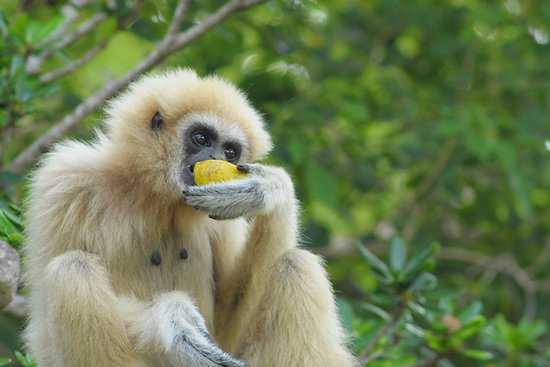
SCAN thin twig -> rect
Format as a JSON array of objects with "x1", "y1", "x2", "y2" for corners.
[
  {"x1": 38, "y1": 0, "x2": 146, "y2": 84},
  {"x1": 39, "y1": 41, "x2": 107, "y2": 84},
  {"x1": 38, "y1": 4, "x2": 80, "y2": 47},
  {"x1": 28, "y1": 0, "x2": 143, "y2": 75},
  {"x1": 358, "y1": 296, "x2": 407, "y2": 365},
  {"x1": 55, "y1": 12, "x2": 109, "y2": 50},
  {"x1": 167, "y1": 0, "x2": 268, "y2": 54},
  {"x1": 360, "y1": 333, "x2": 402, "y2": 365},
  {"x1": 527, "y1": 239, "x2": 550, "y2": 274},
  {"x1": 407, "y1": 352, "x2": 447, "y2": 367},
  {"x1": 0, "y1": 106, "x2": 15, "y2": 169},
  {"x1": 27, "y1": 9, "x2": 107, "y2": 75},
  {"x1": 119, "y1": 0, "x2": 146, "y2": 29},
  {"x1": 26, "y1": 4, "x2": 80, "y2": 74},
  {"x1": 401, "y1": 139, "x2": 459, "y2": 241},
  {"x1": 9, "y1": 0, "x2": 270, "y2": 173},
  {"x1": 437, "y1": 247, "x2": 538, "y2": 319},
  {"x1": 167, "y1": 0, "x2": 189, "y2": 37}
]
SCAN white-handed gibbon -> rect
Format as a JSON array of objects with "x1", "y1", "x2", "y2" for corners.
[{"x1": 23, "y1": 69, "x2": 356, "y2": 367}]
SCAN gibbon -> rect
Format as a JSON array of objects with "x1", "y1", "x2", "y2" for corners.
[{"x1": 23, "y1": 69, "x2": 356, "y2": 367}]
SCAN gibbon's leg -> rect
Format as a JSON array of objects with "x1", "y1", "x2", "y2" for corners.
[
  {"x1": 124, "y1": 291, "x2": 250, "y2": 367},
  {"x1": 183, "y1": 164, "x2": 356, "y2": 367},
  {"x1": 43, "y1": 250, "x2": 142, "y2": 367},
  {"x1": 232, "y1": 248, "x2": 355, "y2": 367}
]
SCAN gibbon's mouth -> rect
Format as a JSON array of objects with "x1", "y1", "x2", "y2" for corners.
[
  {"x1": 183, "y1": 164, "x2": 197, "y2": 187},
  {"x1": 189, "y1": 164, "x2": 197, "y2": 186}
]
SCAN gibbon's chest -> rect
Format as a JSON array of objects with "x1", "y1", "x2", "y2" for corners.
[{"x1": 108, "y1": 225, "x2": 216, "y2": 327}]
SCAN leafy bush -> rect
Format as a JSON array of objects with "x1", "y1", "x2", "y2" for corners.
[{"x1": 347, "y1": 239, "x2": 549, "y2": 367}]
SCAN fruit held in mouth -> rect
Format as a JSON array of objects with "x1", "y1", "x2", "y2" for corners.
[{"x1": 193, "y1": 160, "x2": 247, "y2": 185}]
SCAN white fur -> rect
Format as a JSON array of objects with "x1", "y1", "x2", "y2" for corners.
[{"x1": 23, "y1": 69, "x2": 356, "y2": 367}]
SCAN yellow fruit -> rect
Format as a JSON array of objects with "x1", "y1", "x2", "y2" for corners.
[{"x1": 193, "y1": 160, "x2": 247, "y2": 186}]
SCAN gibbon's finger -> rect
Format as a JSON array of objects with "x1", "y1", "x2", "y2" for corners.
[
  {"x1": 178, "y1": 330, "x2": 250, "y2": 367},
  {"x1": 236, "y1": 163, "x2": 250, "y2": 173},
  {"x1": 237, "y1": 163, "x2": 268, "y2": 176}
]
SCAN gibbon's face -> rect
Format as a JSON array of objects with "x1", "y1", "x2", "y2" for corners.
[
  {"x1": 147, "y1": 109, "x2": 251, "y2": 189},
  {"x1": 174, "y1": 112, "x2": 249, "y2": 187}
]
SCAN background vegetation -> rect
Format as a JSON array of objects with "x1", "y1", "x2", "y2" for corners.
[{"x1": 0, "y1": 0, "x2": 549, "y2": 366}]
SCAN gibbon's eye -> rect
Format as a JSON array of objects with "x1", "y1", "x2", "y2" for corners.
[
  {"x1": 224, "y1": 144, "x2": 241, "y2": 163},
  {"x1": 193, "y1": 132, "x2": 209, "y2": 146},
  {"x1": 151, "y1": 111, "x2": 163, "y2": 130}
]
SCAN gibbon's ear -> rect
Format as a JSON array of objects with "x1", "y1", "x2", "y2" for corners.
[{"x1": 151, "y1": 111, "x2": 164, "y2": 131}]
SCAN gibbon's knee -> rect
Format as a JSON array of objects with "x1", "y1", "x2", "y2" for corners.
[
  {"x1": 44, "y1": 250, "x2": 114, "y2": 309},
  {"x1": 44, "y1": 251, "x2": 133, "y2": 367},
  {"x1": 236, "y1": 249, "x2": 356, "y2": 367}
]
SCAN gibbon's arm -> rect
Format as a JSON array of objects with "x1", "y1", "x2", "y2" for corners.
[{"x1": 182, "y1": 163, "x2": 299, "y2": 346}]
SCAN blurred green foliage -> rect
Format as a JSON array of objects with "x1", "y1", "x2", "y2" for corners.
[{"x1": 0, "y1": 0, "x2": 549, "y2": 366}]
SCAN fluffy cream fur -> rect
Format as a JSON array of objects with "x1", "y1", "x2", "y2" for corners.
[{"x1": 23, "y1": 69, "x2": 356, "y2": 367}]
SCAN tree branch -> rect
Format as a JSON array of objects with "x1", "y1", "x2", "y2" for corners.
[
  {"x1": 167, "y1": 0, "x2": 268, "y2": 54},
  {"x1": 9, "y1": 0, "x2": 269, "y2": 173}
]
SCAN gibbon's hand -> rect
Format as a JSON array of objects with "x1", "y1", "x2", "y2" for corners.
[
  {"x1": 183, "y1": 164, "x2": 293, "y2": 220},
  {"x1": 127, "y1": 292, "x2": 250, "y2": 367}
]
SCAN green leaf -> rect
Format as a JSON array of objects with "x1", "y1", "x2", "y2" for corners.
[
  {"x1": 425, "y1": 331, "x2": 444, "y2": 352},
  {"x1": 336, "y1": 297, "x2": 355, "y2": 334},
  {"x1": 408, "y1": 272, "x2": 437, "y2": 293},
  {"x1": 389, "y1": 237, "x2": 406, "y2": 273},
  {"x1": 363, "y1": 302, "x2": 391, "y2": 322},
  {"x1": 0, "y1": 207, "x2": 22, "y2": 228},
  {"x1": 305, "y1": 163, "x2": 339, "y2": 208},
  {"x1": 462, "y1": 349, "x2": 494, "y2": 361},
  {"x1": 356, "y1": 242, "x2": 392, "y2": 281},
  {"x1": 408, "y1": 301, "x2": 430, "y2": 321},
  {"x1": 0, "y1": 171, "x2": 22, "y2": 185},
  {"x1": 398, "y1": 242, "x2": 440, "y2": 282},
  {"x1": 458, "y1": 300, "x2": 483, "y2": 323},
  {"x1": 341, "y1": 101, "x2": 369, "y2": 120},
  {"x1": 0, "y1": 12, "x2": 8, "y2": 36},
  {"x1": 287, "y1": 141, "x2": 308, "y2": 165},
  {"x1": 14, "y1": 351, "x2": 35, "y2": 367},
  {"x1": 9, "y1": 55, "x2": 24, "y2": 79},
  {"x1": 452, "y1": 315, "x2": 486, "y2": 341},
  {"x1": 0, "y1": 357, "x2": 12, "y2": 366},
  {"x1": 438, "y1": 296, "x2": 456, "y2": 315},
  {"x1": 405, "y1": 323, "x2": 427, "y2": 338},
  {"x1": 28, "y1": 14, "x2": 65, "y2": 44}
]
